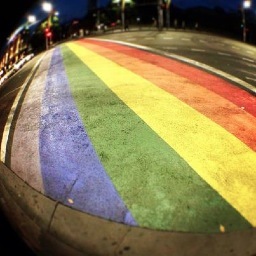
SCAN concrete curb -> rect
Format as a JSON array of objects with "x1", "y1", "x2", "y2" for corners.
[{"x1": 0, "y1": 162, "x2": 255, "y2": 255}]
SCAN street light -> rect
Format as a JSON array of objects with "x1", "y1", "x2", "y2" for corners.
[
  {"x1": 42, "y1": 1, "x2": 53, "y2": 50},
  {"x1": 27, "y1": 15, "x2": 36, "y2": 24},
  {"x1": 113, "y1": 0, "x2": 133, "y2": 31},
  {"x1": 242, "y1": 0, "x2": 251, "y2": 42},
  {"x1": 42, "y1": 1, "x2": 53, "y2": 13},
  {"x1": 157, "y1": 0, "x2": 164, "y2": 30}
]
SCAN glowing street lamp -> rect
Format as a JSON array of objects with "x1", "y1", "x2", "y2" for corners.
[
  {"x1": 27, "y1": 15, "x2": 36, "y2": 24},
  {"x1": 113, "y1": 0, "x2": 133, "y2": 30},
  {"x1": 42, "y1": 1, "x2": 53, "y2": 50},
  {"x1": 243, "y1": 0, "x2": 251, "y2": 8},
  {"x1": 42, "y1": 2, "x2": 53, "y2": 13},
  {"x1": 242, "y1": 0, "x2": 251, "y2": 42}
]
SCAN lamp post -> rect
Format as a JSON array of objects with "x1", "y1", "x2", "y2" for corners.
[
  {"x1": 121, "y1": 0, "x2": 125, "y2": 31},
  {"x1": 165, "y1": 0, "x2": 171, "y2": 28},
  {"x1": 25, "y1": 15, "x2": 36, "y2": 53},
  {"x1": 112, "y1": 0, "x2": 125, "y2": 30},
  {"x1": 157, "y1": 0, "x2": 164, "y2": 30},
  {"x1": 42, "y1": 1, "x2": 53, "y2": 50},
  {"x1": 112, "y1": 0, "x2": 133, "y2": 30},
  {"x1": 242, "y1": 0, "x2": 251, "y2": 42},
  {"x1": 96, "y1": 0, "x2": 100, "y2": 28}
]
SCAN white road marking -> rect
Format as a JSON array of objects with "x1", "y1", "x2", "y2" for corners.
[
  {"x1": 0, "y1": 55, "x2": 44, "y2": 162},
  {"x1": 244, "y1": 62, "x2": 256, "y2": 68},
  {"x1": 163, "y1": 47, "x2": 178, "y2": 50},
  {"x1": 218, "y1": 52, "x2": 231, "y2": 56},
  {"x1": 241, "y1": 70, "x2": 256, "y2": 77},
  {"x1": 242, "y1": 57, "x2": 255, "y2": 63},
  {"x1": 191, "y1": 48, "x2": 206, "y2": 52},
  {"x1": 246, "y1": 77, "x2": 256, "y2": 82}
]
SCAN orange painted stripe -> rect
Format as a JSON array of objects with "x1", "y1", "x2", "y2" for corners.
[
  {"x1": 83, "y1": 39, "x2": 256, "y2": 118},
  {"x1": 78, "y1": 40, "x2": 256, "y2": 151}
]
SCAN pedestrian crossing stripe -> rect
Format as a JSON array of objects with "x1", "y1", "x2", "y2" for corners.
[{"x1": 61, "y1": 41, "x2": 256, "y2": 230}]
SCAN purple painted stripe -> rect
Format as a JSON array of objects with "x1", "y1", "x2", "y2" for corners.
[{"x1": 39, "y1": 47, "x2": 136, "y2": 225}]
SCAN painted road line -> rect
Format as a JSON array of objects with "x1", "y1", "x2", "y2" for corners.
[
  {"x1": 246, "y1": 77, "x2": 256, "y2": 82},
  {"x1": 245, "y1": 63, "x2": 256, "y2": 68},
  {"x1": 66, "y1": 42, "x2": 255, "y2": 229},
  {"x1": 163, "y1": 47, "x2": 178, "y2": 50},
  {"x1": 79, "y1": 40, "x2": 256, "y2": 152},
  {"x1": 91, "y1": 38, "x2": 256, "y2": 96},
  {"x1": 243, "y1": 57, "x2": 255, "y2": 63},
  {"x1": 241, "y1": 70, "x2": 256, "y2": 77},
  {"x1": 39, "y1": 47, "x2": 136, "y2": 225},
  {"x1": 1, "y1": 54, "x2": 44, "y2": 163},
  {"x1": 217, "y1": 52, "x2": 231, "y2": 56},
  {"x1": 191, "y1": 48, "x2": 206, "y2": 52},
  {"x1": 63, "y1": 43, "x2": 250, "y2": 232},
  {"x1": 0, "y1": 87, "x2": 24, "y2": 102}
]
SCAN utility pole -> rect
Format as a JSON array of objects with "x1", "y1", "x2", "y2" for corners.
[
  {"x1": 242, "y1": 0, "x2": 251, "y2": 42},
  {"x1": 157, "y1": 0, "x2": 164, "y2": 30},
  {"x1": 242, "y1": 7, "x2": 246, "y2": 42},
  {"x1": 121, "y1": 0, "x2": 125, "y2": 31},
  {"x1": 166, "y1": 0, "x2": 171, "y2": 28},
  {"x1": 96, "y1": 0, "x2": 100, "y2": 27}
]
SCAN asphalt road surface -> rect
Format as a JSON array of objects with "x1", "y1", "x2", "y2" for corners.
[
  {"x1": 98, "y1": 29, "x2": 256, "y2": 90},
  {"x1": 0, "y1": 29, "x2": 256, "y2": 255}
]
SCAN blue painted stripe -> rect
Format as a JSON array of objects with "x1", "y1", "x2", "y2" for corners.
[{"x1": 39, "y1": 47, "x2": 136, "y2": 225}]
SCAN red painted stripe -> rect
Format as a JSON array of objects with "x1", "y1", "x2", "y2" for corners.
[
  {"x1": 77, "y1": 39, "x2": 256, "y2": 151},
  {"x1": 83, "y1": 38, "x2": 256, "y2": 118}
]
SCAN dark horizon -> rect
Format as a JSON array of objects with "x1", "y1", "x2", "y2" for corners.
[{"x1": 0, "y1": 0, "x2": 255, "y2": 51}]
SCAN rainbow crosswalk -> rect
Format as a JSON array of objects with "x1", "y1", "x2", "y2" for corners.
[{"x1": 1, "y1": 38, "x2": 256, "y2": 233}]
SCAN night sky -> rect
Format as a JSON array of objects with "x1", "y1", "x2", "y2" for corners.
[
  {"x1": 0, "y1": 0, "x2": 254, "y2": 50},
  {"x1": 0, "y1": 1, "x2": 35, "y2": 48},
  {"x1": 175, "y1": 0, "x2": 243, "y2": 11}
]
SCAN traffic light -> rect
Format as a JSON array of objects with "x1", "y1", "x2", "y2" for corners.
[{"x1": 45, "y1": 27, "x2": 52, "y2": 38}]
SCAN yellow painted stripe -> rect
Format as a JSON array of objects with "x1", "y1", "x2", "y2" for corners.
[{"x1": 67, "y1": 42, "x2": 256, "y2": 226}]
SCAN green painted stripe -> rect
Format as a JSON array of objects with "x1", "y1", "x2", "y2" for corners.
[{"x1": 61, "y1": 44, "x2": 251, "y2": 233}]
